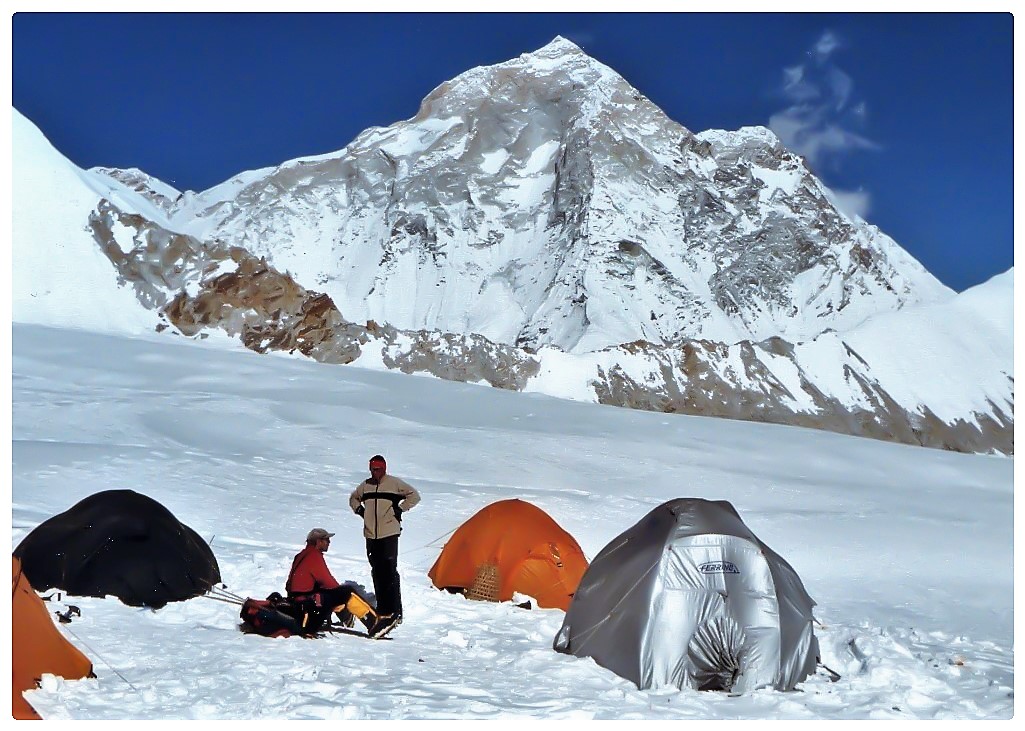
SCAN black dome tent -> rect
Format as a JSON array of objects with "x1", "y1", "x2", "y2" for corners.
[{"x1": 14, "y1": 489, "x2": 221, "y2": 608}]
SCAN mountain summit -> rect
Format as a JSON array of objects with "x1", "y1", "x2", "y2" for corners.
[
  {"x1": 163, "y1": 37, "x2": 950, "y2": 354},
  {"x1": 11, "y1": 39, "x2": 1012, "y2": 455}
]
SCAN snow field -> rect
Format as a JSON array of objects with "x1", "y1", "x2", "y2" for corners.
[{"x1": 12, "y1": 325, "x2": 1013, "y2": 720}]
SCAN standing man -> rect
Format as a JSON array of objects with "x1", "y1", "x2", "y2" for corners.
[{"x1": 350, "y1": 454, "x2": 420, "y2": 625}]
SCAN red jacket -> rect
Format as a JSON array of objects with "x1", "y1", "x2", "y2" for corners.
[{"x1": 285, "y1": 546, "x2": 340, "y2": 595}]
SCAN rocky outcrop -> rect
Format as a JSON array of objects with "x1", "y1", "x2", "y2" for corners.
[
  {"x1": 588, "y1": 339, "x2": 1013, "y2": 455},
  {"x1": 88, "y1": 199, "x2": 540, "y2": 388},
  {"x1": 92, "y1": 167, "x2": 182, "y2": 214}
]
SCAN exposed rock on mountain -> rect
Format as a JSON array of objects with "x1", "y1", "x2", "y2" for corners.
[
  {"x1": 584, "y1": 335, "x2": 1012, "y2": 455},
  {"x1": 87, "y1": 198, "x2": 540, "y2": 390},
  {"x1": 92, "y1": 167, "x2": 182, "y2": 214}
]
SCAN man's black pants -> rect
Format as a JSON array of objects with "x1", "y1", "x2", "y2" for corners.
[{"x1": 366, "y1": 535, "x2": 401, "y2": 617}]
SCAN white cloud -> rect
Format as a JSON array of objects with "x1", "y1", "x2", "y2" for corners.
[
  {"x1": 812, "y1": 30, "x2": 841, "y2": 61},
  {"x1": 769, "y1": 30, "x2": 879, "y2": 213},
  {"x1": 826, "y1": 67, "x2": 854, "y2": 110},
  {"x1": 826, "y1": 187, "x2": 872, "y2": 219},
  {"x1": 770, "y1": 31, "x2": 878, "y2": 166},
  {"x1": 769, "y1": 110, "x2": 877, "y2": 166},
  {"x1": 781, "y1": 65, "x2": 819, "y2": 102}
]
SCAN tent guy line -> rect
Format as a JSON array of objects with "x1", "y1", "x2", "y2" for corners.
[{"x1": 60, "y1": 624, "x2": 140, "y2": 693}]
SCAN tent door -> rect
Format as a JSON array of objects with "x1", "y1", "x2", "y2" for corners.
[{"x1": 643, "y1": 534, "x2": 780, "y2": 691}]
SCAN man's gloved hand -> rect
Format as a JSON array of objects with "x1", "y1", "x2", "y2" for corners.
[
  {"x1": 355, "y1": 506, "x2": 365, "y2": 517},
  {"x1": 394, "y1": 506, "x2": 403, "y2": 521}
]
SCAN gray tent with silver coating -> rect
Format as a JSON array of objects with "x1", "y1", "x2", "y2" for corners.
[{"x1": 553, "y1": 498, "x2": 818, "y2": 693}]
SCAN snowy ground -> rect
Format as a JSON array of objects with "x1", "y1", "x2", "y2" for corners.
[{"x1": 10, "y1": 324, "x2": 1015, "y2": 720}]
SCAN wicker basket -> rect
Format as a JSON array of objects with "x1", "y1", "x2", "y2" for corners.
[{"x1": 465, "y1": 563, "x2": 500, "y2": 602}]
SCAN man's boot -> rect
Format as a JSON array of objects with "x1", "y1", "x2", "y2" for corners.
[{"x1": 367, "y1": 613, "x2": 399, "y2": 639}]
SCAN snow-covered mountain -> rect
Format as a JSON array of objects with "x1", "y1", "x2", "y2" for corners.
[
  {"x1": 10, "y1": 37, "x2": 1013, "y2": 455},
  {"x1": 12, "y1": 113, "x2": 165, "y2": 334},
  {"x1": 164, "y1": 37, "x2": 952, "y2": 353}
]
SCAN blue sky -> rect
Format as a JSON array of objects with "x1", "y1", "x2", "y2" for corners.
[{"x1": 12, "y1": 12, "x2": 1013, "y2": 291}]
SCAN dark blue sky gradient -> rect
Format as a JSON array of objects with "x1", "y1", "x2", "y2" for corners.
[{"x1": 12, "y1": 12, "x2": 1013, "y2": 291}]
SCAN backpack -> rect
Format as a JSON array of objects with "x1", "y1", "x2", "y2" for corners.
[{"x1": 239, "y1": 592, "x2": 325, "y2": 638}]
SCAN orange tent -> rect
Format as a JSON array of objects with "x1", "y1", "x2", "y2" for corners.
[
  {"x1": 12, "y1": 556, "x2": 94, "y2": 720},
  {"x1": 427, "y1": 499, "x2": 589, "y2": 611}
]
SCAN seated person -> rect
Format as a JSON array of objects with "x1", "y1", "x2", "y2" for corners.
[{"x1": 286, "y1": 528, "x2": 398, "y2": 639}]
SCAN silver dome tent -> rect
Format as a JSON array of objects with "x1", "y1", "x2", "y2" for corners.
[{"x1": 553, "y1": 498, "x2": 819, "y2": 693}]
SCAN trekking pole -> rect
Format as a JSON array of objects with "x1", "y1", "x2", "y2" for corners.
[{"x1": 201, "y1": 593, "x2": 244, "y2": 607}]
